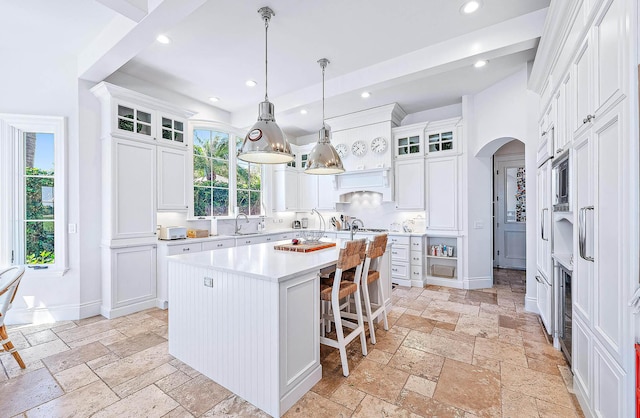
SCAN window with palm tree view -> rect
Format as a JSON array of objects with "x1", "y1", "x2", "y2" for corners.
[{"x1": 193, "y1": 128, "x2": 262, "y2": 217}]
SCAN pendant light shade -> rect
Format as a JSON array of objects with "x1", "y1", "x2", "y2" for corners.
[
  {"x1": 238, "y1": 7, "x2": 293, "y2": 164},
  {"x1": 305, "y1": 58, "x2": 345, "y2": 175}
]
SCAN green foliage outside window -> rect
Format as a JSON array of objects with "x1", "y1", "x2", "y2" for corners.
[{"x1": 25, "y1": 167, "x2": 55, "y2": 264}]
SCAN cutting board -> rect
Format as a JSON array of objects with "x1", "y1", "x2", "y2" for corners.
[{"x1": 274, "y1": 242, "x2": 336, "y2": 253}]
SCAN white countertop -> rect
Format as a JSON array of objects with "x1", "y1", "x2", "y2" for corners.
[{"x1": 168, "y1": 239, "x2": 342, "y2": 282}]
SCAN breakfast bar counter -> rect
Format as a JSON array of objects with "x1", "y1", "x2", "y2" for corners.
[{"x1": 167, "y1": 239, "x2": 391, "y2": 417}]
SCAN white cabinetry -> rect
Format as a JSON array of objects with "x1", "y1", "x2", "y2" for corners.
[
  {"x1": 536, "y1": 273, "x2": 552, "y2": 334},
  {"x1": 394, "y1": 159, "x2": 424, "y2": 210},
  {"x1": 392, "y1": 123, "x2": 424, "y2": 158},
  {"x1": 426, "y1": 156, "x2": 458, "y2": 230},
  {"x1": 157, "y1": 147, "x2": 189, "y2": 211},
  {"x1": 389, "y1": 235, "x2": 410, "y2": 286},
  {"x1": 298, "y1": 171, "x2": 319, "y2": 211},
  {"x1": 425, "y1": 118, "x2": 460, "y2": 156},
  {"x1": 536, "y1": 160, "x2": 552, "y2": 281},
  {"x1": 273, "y1": 168, "x2": 299, "y2": 211},
  {"x1": 424, "y1": 235, "x2": 462, "y2": 288},
  {"x1": 92, "y1": 81, "x2": 195, "y2": 318}
]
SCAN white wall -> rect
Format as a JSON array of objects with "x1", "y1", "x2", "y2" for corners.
[{"x1": 463, "y1": 65, "x2": 539, "y2": 300}]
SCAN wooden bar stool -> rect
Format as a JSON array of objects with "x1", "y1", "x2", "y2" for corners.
[
  {"x1": 340, "y1": 234, "x2": 389, "y2": 344},
  {"x1": 319, "y1": 239, "x2": 367, "y2": 377},
  {"x1": 0, "y1": 266, "x2": 27, "y2": 369}
]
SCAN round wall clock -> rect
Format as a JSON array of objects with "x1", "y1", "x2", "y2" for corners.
[
  {"x1": 370, "y1": 136, "x2": 388, "y2": 154},
  {"x1": 351, "y1": 140, "x2": 367, "y2": 157},
  {"x1": 335, "y1": 143, "x2": 349, "y2": 158}
]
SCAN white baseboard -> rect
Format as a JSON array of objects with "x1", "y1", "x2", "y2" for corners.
[
  {"x1": 5, "y1": 299, "x2": 102, "y2": 325},
  {"x1": 411, "y1": 279, "x2": 424, "y2": 288},
  {"x1": 573, "y1": 376, "x2": 595, "y2": 418},
  {"x1": 524, "y1": 295, "x2": 539, "y2": 314},
  {"x1": 101, "y1": 299, "x2": 157, "y2": 319},
  {"x1": 463, "y1": 276, "x2": 492, "y2": 290},
  {"x1": 427, "y1": 276, "x2": 464, "y2": 289},
  {"x1": 392, "y1": 278, "x2": 412, "y2": 287},
  {"x1": 280, "y1": 365, "x2": 322, "y2": 416}
]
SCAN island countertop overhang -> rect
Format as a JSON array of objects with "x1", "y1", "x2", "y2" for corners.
[{"x1": 167, "y1": 239, "x2": 345, "y2": 283}]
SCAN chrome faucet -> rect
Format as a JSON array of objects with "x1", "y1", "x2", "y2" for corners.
[
  {"x1": 350, "y1": 218, "x2": 364, "y2": 240},
  {"x1": 235, "y1": 213, "x2": 249, "y2": 234}
]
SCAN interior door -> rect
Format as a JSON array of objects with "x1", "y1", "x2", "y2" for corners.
[{"x1": 494, "y1": 156, "x2": 526, "y2": 269}]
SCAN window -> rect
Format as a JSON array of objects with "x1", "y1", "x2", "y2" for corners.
[
  {"x1": 236, "y1": 138, "x2": 262, "y2": 216},
  {"x1": 193, "y1": 129, "x2": 230, "y2": 216},
  {"x1": 192, "y1": 125, "x2": 262, "y2": 217},
  {"x1": 397, "y1": 135, "x2": 420, "y2": 156},
  {"x1": 0, "y1": 115, "x2": 66, "y2": 271}
]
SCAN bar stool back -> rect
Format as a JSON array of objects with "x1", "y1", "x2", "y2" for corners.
[
  {"x1": 319, "y1": 239, "x2": 367, "y2": 377},
  {"x1": 0, "y1": 266, "x2": 26, "y2": 369}
]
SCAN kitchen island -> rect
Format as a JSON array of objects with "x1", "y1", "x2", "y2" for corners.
[{"x1": 167, "y1": 239, "x2": 391, "y2": 417}]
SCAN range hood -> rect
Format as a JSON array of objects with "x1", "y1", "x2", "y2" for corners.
[{"x1": 335, "y1": 168, "x2": 393, "y2": 202}]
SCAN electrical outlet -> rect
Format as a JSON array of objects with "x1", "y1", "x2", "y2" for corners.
[
  {"x1": 203, "y1": 277, "x2": 214, "y2": 287},
  {"x1": 278, "y1": 219, "x2": 283, "y2": 223}
]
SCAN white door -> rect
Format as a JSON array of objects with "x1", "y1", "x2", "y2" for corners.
[{"x1": 494, "y1": 156, "x2": 526, "y2": 269}]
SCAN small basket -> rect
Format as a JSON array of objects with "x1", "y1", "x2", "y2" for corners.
[
  {"x1": 301, "y1": 229, "x2": 324, "y2": 243},
  {"x1": 431, "y1": 264, "x2": 455, "y2": 278}
]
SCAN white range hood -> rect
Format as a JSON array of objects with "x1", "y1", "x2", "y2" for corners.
[{"x1": 335, "y1": 168, "x2": 393, "y2": 202}]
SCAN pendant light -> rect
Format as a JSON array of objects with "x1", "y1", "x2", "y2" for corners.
[
  {"x1": 305, "y1": 58, "x2": 345, "y2": 175},
  {"x1": 238, "y1": 7, "x2": 293, "y2": 164}
]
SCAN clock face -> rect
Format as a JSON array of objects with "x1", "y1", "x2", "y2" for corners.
[
  {"x1": 335, "y1": 143, "x2": 348, "y2": 158},
  {"x1": 371, "y1": 136, "x2": 388, "y2": 153},
  {"x1": 351, "y1": 140, "x2": 367, "y2": 157}
]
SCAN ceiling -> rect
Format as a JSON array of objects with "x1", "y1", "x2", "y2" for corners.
[{"x1": 2, "y1": 0, "x2": 550, "y2": 138}]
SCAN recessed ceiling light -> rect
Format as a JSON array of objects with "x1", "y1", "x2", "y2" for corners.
[
  {"x1": 209, "y1": 97, "x2": 220, "y2": 102},
  {"x1": 245, "y1": 80, "x2": 257, "y2": 87},
  {"x1": 460, "y1": 1, "x2": 482, "y2": 14},
  {"x1": 474, "y1": 60, "x2": 488, "y2": 68},
  {"x1": 300, "y1": 109, "x2": 308, "y2": 115},
  {"x1": 361, "y1": 91, "x2": 371, "y2": 98},
  {"x1": 156, "y1": 34, "x2": 171, "y2": 44}
]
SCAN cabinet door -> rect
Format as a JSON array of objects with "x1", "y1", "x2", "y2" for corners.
[
  {"x1": 157, "y1": 147, "x2": 188, "y2": 211},
  {"x1": 112, "y1": 139, "x2": 157, "y2": 239},
  {"x1": 111, "y1": 245, "x2": 157, "y2": 308},
  {"x1": 394, "y1": 133, "x2": 422, "y2": 158},
  {"x1": 113, "y1": 100, "x2": 155, "y2": 141},
  {"x1": 298, "y1": 172, "x2": 318, "y2": 210},
  {"x1": 426, "y1": 157, "x2": 457, "y2": 230},
  {"x1": 158, "y1": 113, "x2": 187, "y2": 147},
  {"x1": 536, "y1": 160, "x2": 551, "y2": 280},
  {"x1": 593, "y1": 0, "x2": 623, "y2": 114},
  {"x1": 536, "y1": 273, "x2": 551, "y2": 334},
  {"x1": 395, "y1": 159, "x2": 425, "y2": 210},
  {"x1": 554, "y1": 87, "x2": 567, "y2": 156},
  {"x1": 273, "y1": 168, "x2": 298, "y2": 211},
  {"x1": 572, "y1": 38, "x2": 592, "y2": 137},
  {"x1": 316, "y1": 175, "x2": 336, "y2": 210},
  {"x1": 201, "y1": 239, "x2": 235, "y2": 251}
]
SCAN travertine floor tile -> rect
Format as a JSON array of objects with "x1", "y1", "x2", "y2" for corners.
[
  {"x1": 168, "y1": 374, "x2": 231, "y2": 416},
  {"x1": 26, "y1": 379, "x2": 118, "y2": 418},
  {"x1": 501, "y1": 388, "x2": 539, "y2": 418},
  {"x1": 433, "y1": 359, "x2": 501, "y2": 417},
  {"x1": 429, "y1": 299, "x2": 480, "y2": 316},
  {"x1": 404, "y1": 374, "x2": 437, "y2": 398},
  {"x1": 395, "y1": 313, "x2": 436, "y2": 333},
  {"x1": 352, "y1": 394, "x2": 420, "y2": 418},
  {"x1": 162, "y1": 405, "x2": 194, "y2": 418},
  {"x1": 403, "y1": 330, "x2": 474, "y2": 363},
  {"x1": 42, "y1": 341, "x2": 110, "y2": 374},
  {"x1": 112, "y1": 362, "x2": 176, "y2": 398},
  {"x1": 388, "y1": 346, "x2": 445, "y2": 380},
  {"x1": 473, "y1": 338, "x2": 528, "y2": 367},
  {"x1": 329, "y1": 384, "x2": 367, "y2": 410},
  {"x1": 94, "y1": 342, "x2": 172, "y2": 387},
  {"x1": 420, "y1": 307, "x2": 460, "y2": 324},
  {"x1": 93, "y1": 384, "x2": 178, "y2": 418},
  {"x1": 106, "y1": 331, "x2": 167, "y2": 358},
  {"x1": 455, "y1": 315, "x2": 499, "y2": 339},
  {"x1": 537, "y1": 398, "x2": 579, "y2": 417},
  {"x1": 0, "y1": 368, "x2": 63, "y2": 417},
  {"x1": 24, "y1": 329, "x2": 58, "y2": 346},
  {"x1": 283, "y1": 391, "x2": 352, "y2": 418},
  {"x1": 501, "y1": 362, "x2": 574, "y2": 408},
  {"x1": 155, "y1": 370, "x2": 192, "y2": 394},
  {"x1": 202, "y1": 394, "x2": 270, "y2": 417},
  {"x1": 345, "y1": 358, "x2": 409, "y2": 403},
  {"x1": 397, "y1": 389, "x2": 466, "y2": 417},
  {"x1": 53, "y1": 363, "x2": 99, "y2": 392}
]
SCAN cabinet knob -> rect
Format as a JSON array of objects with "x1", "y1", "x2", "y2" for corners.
[
  {"x1": 583, "y1": 114, "x2": 595, "y2": 124},
  {"x1": 556, "y1": 148, "x2": 563, "y2": 153},
  {"x1": 183, "y1": 248, "x2": 190, "y2": 251}
]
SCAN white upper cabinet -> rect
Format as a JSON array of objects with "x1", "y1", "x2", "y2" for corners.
[
  {"x1": 273, "y1": 167, "x2": 298, "y2": 212},
  {"x1": 297, "y1": 171, "x2": 319, "y2": 211},
  {"x1": 316, "y1": 175, "x2": 337, "y2": 211},
  {"x1": 394, "y1": 159, "x2": 424, "y2": 210},
  {"x1": 572, "y1": 37, "x2": 592, "y2": 137},
  {"x1": 392, "y1": 123, "x2": 424, "y2": 159},
  {"x1": 157, "y1": 147, "x2": 189, "y2": 211},
  {"x1": 158, "y1": 114, "x2": 187, "y2": 148},
  {"x1": 536, "y1": 160, "x2": 552, "y2": 280},
  {"x1": 114, "y1": 101, "x2": 155, "y2": 142}
]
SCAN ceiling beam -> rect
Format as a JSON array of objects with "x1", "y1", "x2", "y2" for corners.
[
  {"x1": 78, "y1": 0, "x2": 206, "y2": 82},
  {"x1": 95, "y1": 0, "x2": 148, "y2": 22}
]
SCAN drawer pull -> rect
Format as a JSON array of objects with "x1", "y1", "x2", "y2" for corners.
[
  {"x1": 183, "y1": 248, "x2": 190, "y2": 252},
  {"x1": 392, "y1": 268, "x2": 398, "y2": 272},
  {"x1": 217, "y1": 244, "x2": 223, "y2": 247}
]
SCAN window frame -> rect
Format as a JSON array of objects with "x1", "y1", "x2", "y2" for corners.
[
  {"x1": 188, "y1": 120, "x2": 264, "y2": 219},
  {"x1": 0, "y1": 114, "x2": 68, "y2": 275}
]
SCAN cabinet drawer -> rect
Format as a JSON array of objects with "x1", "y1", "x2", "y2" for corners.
[
  {"x1": 410, "y1": 237, "x2": 423, "y2": 250},
  {"x1": 390, "y1": 244, "x2": 409, "y2": 262},
  {"x1": 389, "y1": 235, "x2": 410, "y2": 246},
  {"x1": 391, "y1": 262, "x2": 409, "y2": 280},
  {"x1": 167, "y1": 242, "x2": 202, "y2": 256},
  {"x1": 410, "y1": 265, "x2": 424, "y2": 280},
  {"x1": 410, "y1": 252, "x2": 423, "y2": 266},
  {"x1": 201, "y1": 239, "x2": 235, "y2": 251},
  {"x1": 236, "y1": 235, "x2": 270, "y2": 246}
]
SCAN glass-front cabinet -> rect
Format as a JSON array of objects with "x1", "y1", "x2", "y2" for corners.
[
  {"x1": 116, "y1": 102, "x2": 154, "y2": 139},
  {"x1": 392, "y1": 123, "x2": 425, "y2": 159},
  {"x1": 160, "y1": 115, "x2": 185, "y2": 145},
  {"x1": 425, "y1": 117, "x2": 460, "y2": 156}
]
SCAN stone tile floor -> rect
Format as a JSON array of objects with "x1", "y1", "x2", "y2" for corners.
[{"x1": 0, "y1": 269, "x2": 583, "y2": 417}]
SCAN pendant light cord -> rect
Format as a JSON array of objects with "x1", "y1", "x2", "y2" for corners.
[
  {"x1": 264, "y1": 15, "x2": 269, "y2": 102},
  {"x1": 322, "y1": 65, "x2": 325, "y2": 128}
]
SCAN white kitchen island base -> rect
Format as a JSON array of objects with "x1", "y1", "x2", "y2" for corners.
[{"x1": 168, "y1": 255, "x2": 323, "y2": 417}]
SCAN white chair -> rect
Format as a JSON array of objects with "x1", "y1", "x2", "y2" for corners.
[
  {"x1": 356, "y1": 234, "x2": 389, "y2": 344},
  {"x1": 319, "y1": 239, "x2": 367, "y2": 377},
  {"x1": 0, "y1": 266, "x2": 26, "y2": 369}
]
